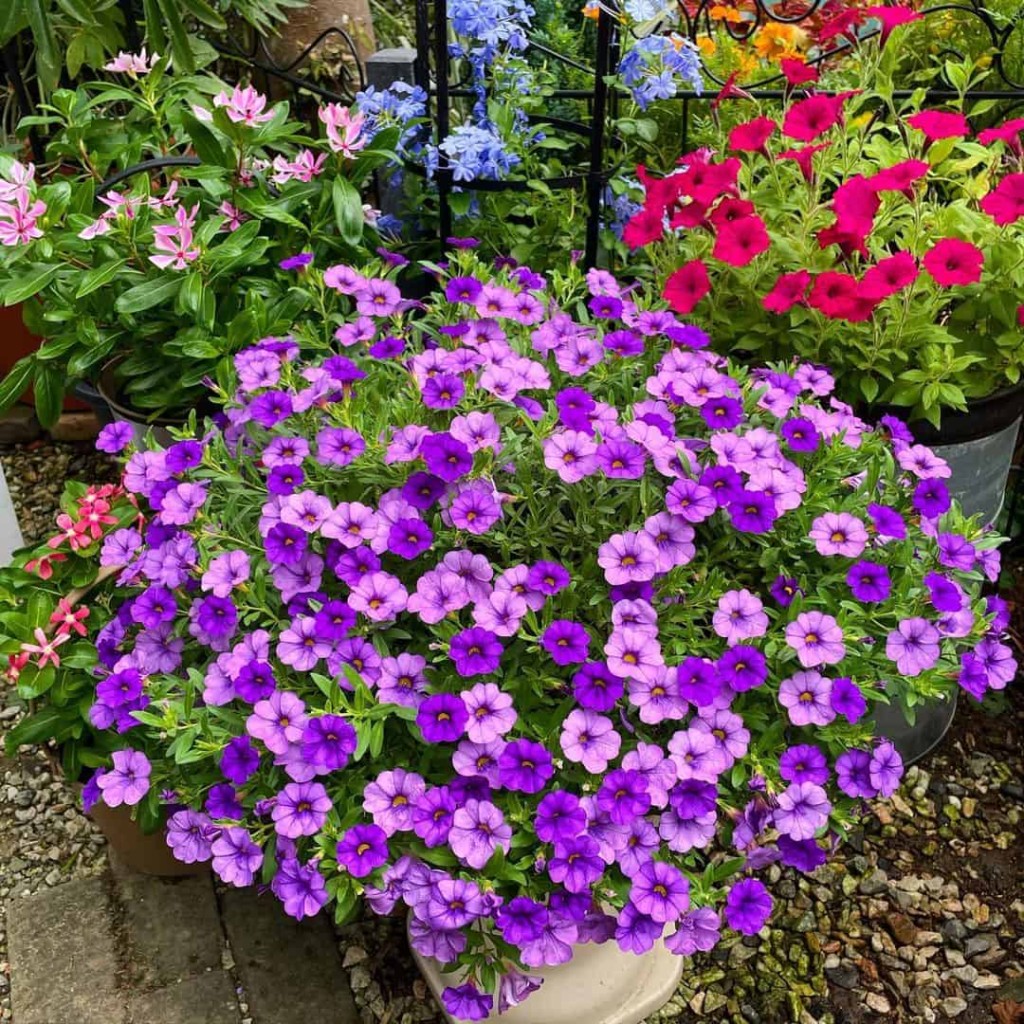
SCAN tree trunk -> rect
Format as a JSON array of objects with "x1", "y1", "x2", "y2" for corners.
[{"x1": 267, "y1": 0, "x2": 377, "y2": 76}]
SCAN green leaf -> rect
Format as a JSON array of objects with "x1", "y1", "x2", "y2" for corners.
[
  {"x1": 115, "y1": 277, "x2": 182, "y2": 314},
  {"x1": 332, "y1": 178, "x2": 364, "y2": 248},
  {"x1": 155, "y1": 0, "x2": 195, "y2": 72},
  {"x1": 0, "y1": 357, "x2": 36, "y2": 416},
  {"x1": 2, "y1": 264, "x2": 62, "y2": 306},
  {"x1": 0, "y1": 1, "x2": 27, "y2": 47},
  {"x1": 181, "y1": 112, "x2": 228, "y2": 167},
  {"x1": 76, "y1": 259, "x2": 127, "y2": 299},
  {"x1": 35, "y1": 365, "x2": 64, "y2": 428},
  {"x1": 4, "y1": 706, "x2": 68, "y2": 753},
  {"x1": 23, "y1": 0, "x2": 61, "y2": 92},
  {"x1": 176, "y1": 0, "x2": 226, "y2": 29}
]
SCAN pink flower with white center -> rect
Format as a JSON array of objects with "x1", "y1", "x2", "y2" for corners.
[
  {"x1": 712, "y1": 589, "x2": 768, "y2": 645},
  {"x1": 0, "y1": 160, "x2": 35, "y2": 202},
  {"x1": 786, "y1": 611, "x2": 846, "y2": 668},
  {"x1": 560, "y1": 709, "x2": 621, "y2": 773},
  {"x1": 20, "y1": 627, "x2": 68, "y2": 668},
  {"x1": 78, "y1": 213, "x2": 114, "y2": 239},
  {"x1": 271, "y1": 150, "x2": 327, "y2": 184},
  {"x1": 214, "y1": 85, "x2": 275, "y2": 125},
  {"x1": 319, "y1": 105, "x2": 367, "y2": 157},
  {"x1": 104, "y1": 47, "x2": 159, "y2": 75},
  {"x1": 896, "y1": 444, "x2": 951, "y2": 480},
  {"x1": 0, "y1": 193, "x2": 46, "y2": 246}
]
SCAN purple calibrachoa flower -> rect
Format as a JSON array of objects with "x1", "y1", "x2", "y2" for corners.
[
  {"x1": 665, "y1": 906, "x2": 721, "y2": 956},
  {"x1": 713, "y1": 589, "x2": 769, "y2": 645},
  {"x1": 212, "y1": 827, "x2": 263, "y2": 887},
  {"x1": 442, "y1": 984, "x2": 493, "y2": 1022},
  {"x1": 449, "y1": 799, "x2": 512, "y2": 869},
  {"x1": 630, "y1": 860, "x2": 690, "y2": 923},
  {"x1": 166, "y1": 809, "x2": 216, "y2": 863},
  {"x1": 417, "y1": 693, "x2": 469, "y2": 743},
  {"x1": 97, "y1": 749, "x2": 151, "y2": 807},
  {"x1": 535, "y1": 790, "x2": 587, "y2": 844},
  {"x1": 498, "y1": 739, "x2": 553, "y2": 793},
  {"x1": 272, "y1": 857, "x2": 328, "y2": 920},
  {"x1": 846, "y1": 560, "x2": 891, "y2": 603},
  {"x1": 541, "y1": 619, "x2": 591, "y2": 665},
  {"x1": 830, "y1": 677, "x2": 867, "y2": 724},
  {"x1": 598, "y1": 531, "x2": 659, "y2": 586},
  {"x1": 724, "y1": 877, "x2": 773, "y2": 935},
  {"x1": 560, "y1": 709, "x2": 622, "y2": 773},
  {"x1": 778, "y1": 671, "x2": 836, "y2": 727},
  {"x1": 785, "y1": 611, "x2": 846, "y2": 668},
  {"x1": 337, "y1": 824, "x2": 389, "y2": 877},
  {"x1": 885, "y1": 617, "x2": 941, "y2": 676},
  {"x1": 809, "y1": 512, "x2": 868, "y2": 558},
  {"x1": 272, "y1": 781, "x2": 332, "y2": 838},
  {"x1": 773, "y1": 781, "x2": 831, "y2": 840},
  {"x1": 362, "y1": 769, "x2": 425, "y2": 836},
  {"x1": 449, "y1": 627, "x2": 504, "y2": 677},
  {"x1": 247, "y1": 691, "x2": 307, "y2": 755},
  {"x1": 461, "y1": 683, "x2": 517, "y2": 743},
  {"x1": 868, "y1": 740, "x2": 904, "y2": 798},
  {"x1": 548, "y1": 835, "x2": 605, "y2": 893},
  {"x1": 779, "y1": 744, "x2": 829, "y2": 785}
]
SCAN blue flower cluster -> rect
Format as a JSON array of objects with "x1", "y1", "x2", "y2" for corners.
[
  {"x1": 354, "y1": 81, "x2": 429, "y2": 152},
  {"x1": 618, "y1": 35, "x2": 704, "y2": 110},
  {"x1": 428, "y1": 124, "x2": 522, "y2": 182},
  {"x1": 449, "y1": 0, "x2": 534, "y2": 50}
]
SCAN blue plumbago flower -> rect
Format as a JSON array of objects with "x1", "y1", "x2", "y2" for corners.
[{"x1": 618, "y1": 35, "x2": 703, "y2": 110}]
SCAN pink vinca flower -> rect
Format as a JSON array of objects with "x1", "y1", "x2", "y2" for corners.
[
  {"x1": 214, "y1": 85, "x2": 275, "y2": 125},
  {"x1": 319, "y1": 104, "x2": 368, "y2": 158}
]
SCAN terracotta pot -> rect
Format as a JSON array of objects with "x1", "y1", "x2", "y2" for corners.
[
  {"x1": 409, "y1": 913, "x2": 683, "y2": 1024},
  {"x1": 83, "y1": 792, "x2": 208, "y2": 877}
]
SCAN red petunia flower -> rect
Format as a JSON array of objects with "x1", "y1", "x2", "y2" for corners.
[
  {"x1": 861, "y1": 252, "x2": 919, "y2": 300},
  {"x1": 779, "y1": 143, "x2": 829, "y2": 181},
  {"x1": 922, "y1": 238, "x2": 985, "y2": 286},
  {"x1": 670, "y1": 198, "x2": 710, "y2": 230},
  {"x1": 870, "y1": 6, "x2": 922, "y2": 44},
  {"x1": 978, "y1": 118, "x2": 1024, "y2": 152},
  {"x1": 713, "y1": 216, "x2": 771, "y2": 267},
  {"x1": 869, "y1": 159, "x2": 929, "y2": 196},
  {"x1": 832, "y1": 175, "x2": 880, "y2": 236},
  {"x1": 783, "y1": 94, "x2": 848, "y2": 142},
  {"x1": 807, "y1": 271, "x2": 866, "y2": 320},
  {"x1": 780, "y1": 59, "x2": 819, "y2": 86},
  {"x1": 817, "y1": 8, "x2": 863, "y2": 43},
  {"x1": 762, "y1": 270, "x2": 811, "y2": 313},
  {"x1": 816, "y1": 225, "x2": 870, "y2": 259},
  {"x1": 979, "y1": 174, "x2": 1024, "y2": 226},
  {"x1": 663, "y1": 260, "x2": 711, "y2": 314},
  {"x1": 709, "y1": 198, "x2": 755, "y2": 229},
  {"x1": 676, "y1": 157, "x2": 741, "y2": 206},
  {"x1": 624, "y1": 206, "x2": 666, "y2": 249},
  {"x1": 728, "y1": 116, "x2": 777, "y2": 154},
  {"x1": 1018, "y1": 304, "x2": 1024, "y2": 327},
  {"x1": 906, "y1": 110, "x2": 969, "y2": 141}
]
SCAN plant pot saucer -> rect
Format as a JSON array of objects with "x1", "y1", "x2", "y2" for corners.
[{"x1": 410, "y1": 918, "x2": 684, "y2": 1024}]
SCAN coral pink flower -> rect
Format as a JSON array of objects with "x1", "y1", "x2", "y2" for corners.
[
  {"x1": 762, "y1": 271, "x2": 811, "y2": 314},
  {"x1": 922, "y1": 238, "x2": 984, "y2": 287},
  {"x1": 979, "y1": 174, "x2": 1024, "y2": 226},
  {"x1": 906, "y1": 110, "x2": 969, "y2": 140},
  {"x1": 214, "y1": 85, "x2": 274, "y2": 125},
  {"x1": 861, "y1": 252, "x2": 918, "y2": 300},
  {"x1": 21, "y1": 627, "x2": 68, "y2": 669},
  {"x1": 782, "y1": 94, "x2": 847, "y2": 142},
  {"x1": 869, "y1": 159, "x2": 928, "y2": 195},
  {"x1": 50, "y1": 599, "x2": 90, "y2": 637},
  {"x1": 663, "y1": 260, "x2": 711, "y2": 315},
  {"x1": 728, "y1": 117, "x2": 776, "y2": 154},
  {"x1": 712, "y1": 216, "x2": 771, "y2": 267},
  {"x1": 780, "y1": 59, "x2": 818, "y2": 86}
]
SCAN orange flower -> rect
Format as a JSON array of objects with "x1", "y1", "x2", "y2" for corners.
[
  {"x1": 709, "y1": 4, "x2": 745, "y2": 23},
  {"x1": 582, "y1": 1, "x2": 600, "y2": 18},
  {"x1": 753, "y1": 22, "x2": 806, "y2": 61},
  {"x1": 697, "y1": 36, "x2": 717, "y2": 58}
]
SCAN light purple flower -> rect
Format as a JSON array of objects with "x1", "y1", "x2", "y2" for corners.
[
  {"x1": 778, "y1": 671, "x2": 835, "y2": 727},
  {"x1": 449, "y1": 799, "x2": 512, "y2": 869},
  {"x1": 362, "y1": 769, "x2": 426, "y2": 836},
  {"x1": 211, "y1": 827, "x2": 263, "y2": 887},
  {"x1": 773, "y1": 782, "x2": 831, "y2": 840},
  {"x1": 785, "y1": 611, "x2": 846, "y2": 668},
  {"x1": 559, "y1": 709, "x2": 621, "y2": 772},
  {"x1": 885, "y1": 618, "x2": 941, "y2": 677},
  {"x1": 597, "y1": 531, "x2": 659, "y2": 586},
  {"x1": 713, "y1": 589, "x2": 768, "y2": 646},
  {"x1": 247, "y1": 691, "x2": 307, "y2": 755},
  {"x1": 809, "y1": 512, "x2": 868, "y2": 558},
  {"x1": 461, "y1": 683, "x2": 517, "y2": 743},
  {"x1": 271, "y1": 781, "x2": 332, "y2": 838},
  {"x1": 97, "y1": 749, "x2": 151, "y2": 807}
]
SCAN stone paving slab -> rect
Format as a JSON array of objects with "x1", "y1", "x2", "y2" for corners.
[
  {"x1": 118, "y1": 871, "x2": 224, "y2": 986},
  {"x1": 6, "y1": 877, "x2": 124, "y2": 1024},
  {"x1": 221, "y1": 886, "x2": 358, "y2": 1024},
  {"x1": 128, "y1": 969, "x2": 242, "y2": 1024}
]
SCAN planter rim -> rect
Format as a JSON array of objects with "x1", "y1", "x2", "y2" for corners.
[
  {"x1": 97, "y1": 358, "x2": 195, "y2": 429},
  {"x1": 869, "y1": 381, "x2": 1024, "y2": 447}
]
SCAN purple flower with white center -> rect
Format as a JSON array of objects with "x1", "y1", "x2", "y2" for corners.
[
  {"x1": 868, "y1": 740, "x2": 904, "y2": 797},
  {"x1": 724, "y1": 878, "x2": 772, "y2": 935},
  {"x1": 630, "y1": 860, "x2": 689, "y2": 923},
  {"x1": 448, "y1": 481, "x2": 503, "y2": 535},
  {"x1": 362, "y1": 769, "x2": 425, "y2": 835},
  {"x1": 809, "y1": 512, "x2": 868, "y2": 558},
  {"x1": 417, "y1": 693, "x2": 469, "y2": 743},
  {"x1": 336, "y1": 823, "x2": 389, "y2": 877},
  {"x1": 449, "y1": 799, "x2": 511, "y2": 869},
  {"x1": 571, "y1": 661, "x2": 624, "y2": 711},
  {"x1": 560, "y1": 709, "x2": 622, "y2": 773},
  {"x1": 300, "y1": 715, "x2": 357, "y2": 772},
  {"x1": 97, "y1": 749, "x2": 151, "y2": 807},
  {"x1": 449, "y1": 627, "x2": 503, "y2": 677},
  {"x1": 548, "y1": 835, "x2": 604, "y2": 893},
  {"x1": 785, "y1": 611, "x2": 846, "y2": 668},
  {"x1": 349, "y1": 572, "x2": 408, "y2": 621},
  {"x1": 773, "y1": 781, "x2": 831, "y2": 841},
  {"x1": 280, "y1": 490, "x2": 333, "y2": 534},
  {"x1": 713, "y1": 589, "x2": 768, "y2": 646},
  {"x1": 442, "y1": 984, "x2": 492, "y2": 1022},
  {"x1": 541, "y1": 619, "x2": 591, "y2": 666},
  {"x1": 846, "y1": 560, "x2": 891, "y2": 603},
  {"x1": 277, "y1": 615, "x2": 330, "y2": 671},
  {"x1": 779, "y1": 744, "x2": 829, "y2": 785},
  {"x1": 716, "y1": 645, "x2": 768, "y2": 692},
  {"x1": 211, "y1": 827, "x2": 263, "y2": 887},
  {"x1": 665, "y1": 906, "x2": 721, "y2": 956},
  {"x1": 461, "y1": 682, "x2": 517, "y2": 743},
  {"x1": 598, "y1": 531, "x2": 659, "y2": 585},
  {"x1": 472, "y1": 590, "x2": 528, "y2": 637},
  {"x1": 535, "y1": 790, "x2": 587, "y2": 844},
  {"x1": 272, "y1": 857, "x2": 328, "y2": 920},
  {"x1": 597, "y1": 769, "x2": 651, "y2": 825},
  {"x1": 246, "y1": 691, "x2": 307, "y2": 756},
  {"x1": 272, "y1": 781, "x2": 331, "y2": 838},
  {"x1": 836, "y1": 749, "x2": 876, "y2": 798},
  {"x1": 497, "y1": 897, "x2": 548, "y2": 946},
  {"x1": 497, "y1": 739, "x2": 553, "y2": 793},
  {"x1": 411, "y1": 786, "x2": 457, "y2": 847},
  {"x1": 885, "y1": 617, "x2": 941, "y2": 676},
  {"x1": 778, "y1": 671, "x2": 835, "y2": 727},
  {"x1": 166, "y1": 809, "x2": 216, "y2": 863},
  {"x1": 665, "y1": 478, "x2": 716, "y2": 522},
  {"x1": 606, "y1": 627, "x2": 664, "y2": 683}
]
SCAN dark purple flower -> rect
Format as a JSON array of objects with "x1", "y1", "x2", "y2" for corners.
[
  {"x1": 781, "y1": 417, "x2": 820, "y2": 451},
  {"x1": 422, "y1": 373, "x2": 466, "y2": 410},
  {"x1": 604, "y1": 329, "x2": 644, "y2": 357},
  {"x1": 498, "y1": 739, "x2": 553, "y2": 793},
  {"x1": 526, "y1": 561, "x2": 570, "y2": 595},
  {"x1": 449, "y1": 627, "x2": 504, "y2": 677},
  {"x1": 615, "y1": 902, "x2": 663, "y2": 954},
  {"x1": 401, "y1": 472, "x2": 447, "y2": 510},
  {"x1": 387, "y1": 518, "x2": 433, "y2": 560},
  {"x1": 548, "y1": 835, "x2": 604, "y2": 893},
  {"x1": 779, "y1": 744, "x2": 829, "y2": 785},
  {"x1": 541, "y1": 620, "x2": 591, "y2": 666},
  {"x1": 728, "y1": 489, "x2": 779, "y2": 534},
  {"x1": 271, "y1": 781, "x2": 331, "y2": 838},
  {"x1": 724, "y1": 878, "x2": 772, "y2": 935},
  {"x1": 301, "y1": 714, "x2": 357, "y2": 771},
  {"x1": 446, "y1": 276, "x2": 483, "y2": 302},
  {"x1": 220, "y1": 737, "x2": 260, "y2": 785},
  {"x1": 421, "y1": 432, "x2": 473, "y2": 482},
  {"x1": 846, "y1": 560, "x2": 891, "y2": 603},
  {"x1": 165, "y1": 440, "x2": 203, "y2": 473},
  {"x1": 337, "y1": 823, "x2": 389, "y2": 877},
  {"x1": 272, "y1": 857, "x2": 328, "y2": 920},
  {"x1": 702, "y1": 396, "x2": 744, "y2": 430},
  {"x1": 769, "y1": 575, "x2": 801, "y2": 607},
  {"x1": 249, "y1": 391, "x2": 294, "y2": 428},
  {"x1": 924, "y1": 571, "x2": 964, "y2": 613},
  {"x1": 913, "y1": 478, "x2": 951, "y2": 518},
  {"x1": 535, "y1": 790, "x2": 586, "y2": 844},
  {"x1": 589, "y1": 294, "x2": 623, "y2": 319},
  {"x1": 411, "y1": 786, "x2": 456, "y2": 847},
  {"x1": 867, "y1": 502, "x2": 906, "y2": 540},
  {"x1": 235, "y1": 660, "x2": 276, "y2": 703},
  {"x1": 777, "y1": 835, "x2": 827, "y2": 873},
  {"x1": 442, "y1": 983, "x2": 492, "y2": 1022},
  {"x1": 279, "y1": 252, "x2": 313, "y2": 270},
  {"x1": 417, "y1": 693, "x2": 469, "y2": 743},
  {"x1": 96, "y1": 421, "x2": 134, "y2": 454},
  {"x1": 597, "y1": 769, "x2": 651, "y2": 825},
  {"x1": 205, "y1": 783, "x2": 244, "y2": 820},
  {"x1": 497, "y1": 897, "x2": 548, "y2": 946},
  {"x1": 596, "y1": 439, "x2": 646, "y2": 479},
  {"x1": 716, "y1": 645, "x2": 767, "y2": 692},
  {"x1": 572, "y1": 661, "x2": 624, "y2": 711},
  {"x1": 265, "y1": 523, "x2": 307, "y2": 566},
  {"x1": 700, "y1": 465, "x2": 743, "y2": 506},
  {"x1": 830, "y1": 677, "x2": 867, "y2": 723},
  {"x1": 267, "y1": 464, "x2": 305, "y2": 496},
  {"x1": 836, "y1": 749, "x2": 875, "y2": 798}
]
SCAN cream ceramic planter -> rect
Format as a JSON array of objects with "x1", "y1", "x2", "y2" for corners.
[{"x1": 410, "y1": 918, "x2": 684, "y2": 1024}]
